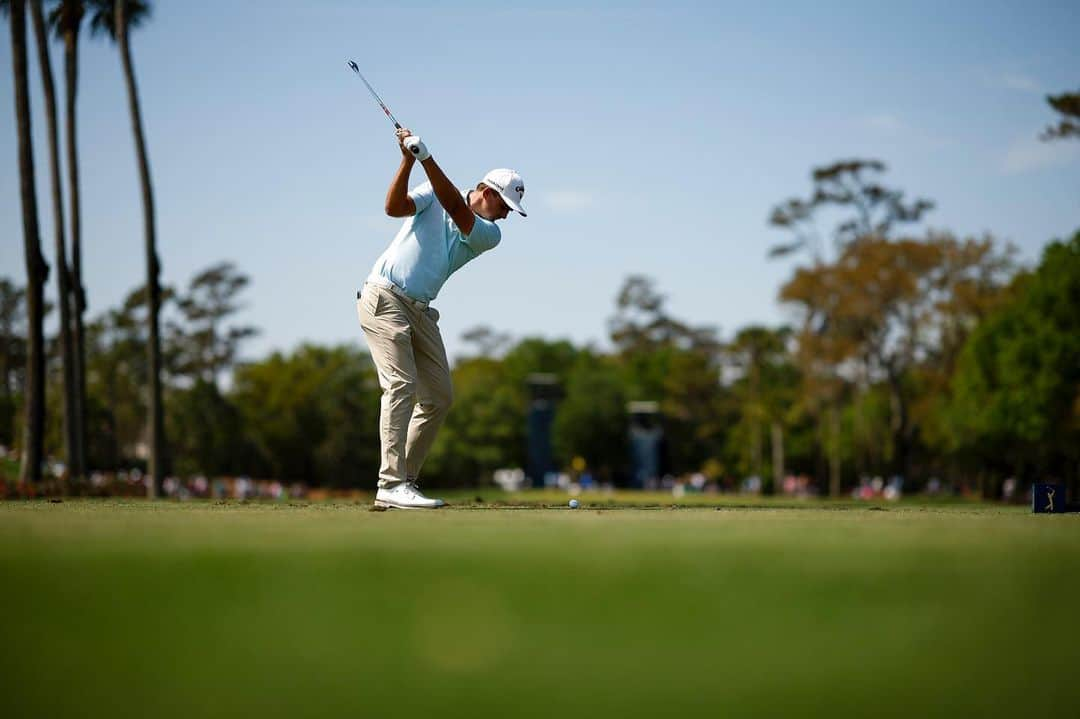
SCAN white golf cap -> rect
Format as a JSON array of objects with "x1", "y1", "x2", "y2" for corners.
[{"x1": 481, "y1": 168, "x2": 527, "y2": 217}]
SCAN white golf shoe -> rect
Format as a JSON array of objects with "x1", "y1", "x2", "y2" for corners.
[{"x1": 374, "y1": 482, "x2": 445, "y2": 509}]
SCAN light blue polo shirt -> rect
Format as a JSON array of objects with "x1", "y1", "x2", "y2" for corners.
[{"x1": 367, "y1": 182, "x2": 501, "y2": 303}]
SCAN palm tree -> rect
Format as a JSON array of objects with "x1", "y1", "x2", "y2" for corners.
[
  {"x1": 89, "y1": 0, "x2": 165, "y2": 495},
  {"x1": 49, "y1": 0, "x2": 87, "y2": 479},
  {"x1": 5, "y1": 0, "x2": 50, "y2": 483},
  {"x1": 29, "y1": 0, "x2": 80, "y2": 480}
]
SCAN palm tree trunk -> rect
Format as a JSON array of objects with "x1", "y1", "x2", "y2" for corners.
[
  {"x1": 9, "y1": 0, "x2": 49, "y2": 484},
  {"x1": 751, "y1": 413, "x2": 762, "y2": 480},
  {"x1": 750, "y1": 365, "x2": 762, "y2": 481},
  {"x1": 770, "y1": 421, "x2": 784, "y2": 495},
  {"x1": 62, "y1": 6, "x2": 88, "y2": 479},
  {"x1": 30, "y1": 0, "x2": 79, "y2": 481},
  {"x1": 828, "y1": 403, "x2": 842, "y2": 497},
  {"x1": 116, "y1": 0, "x2": 166, "y2": 496},
  {"x1": 887, "y1": 371, "x2": 910, "y2": 481}
]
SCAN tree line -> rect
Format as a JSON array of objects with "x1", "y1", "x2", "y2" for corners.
[
  {"x1": 0, "y1": 222, "x2": 1076, "y2": 496},
  {"x1": 5, "y1": 1, "x2": 1079, "y2": 496}
]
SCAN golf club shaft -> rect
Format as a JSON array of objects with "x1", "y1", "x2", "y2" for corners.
[{"x1": 347, "y1": 61, "x2": 401, "y2": 129}]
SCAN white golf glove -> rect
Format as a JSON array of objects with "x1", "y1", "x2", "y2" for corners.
[{"x1": 403, "y1": 135, "x2": 430, "y2": 162}]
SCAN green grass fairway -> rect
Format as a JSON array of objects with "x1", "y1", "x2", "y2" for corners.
[{"x1": 2, "y1": 499, "x2": 1079, "y2": 718}]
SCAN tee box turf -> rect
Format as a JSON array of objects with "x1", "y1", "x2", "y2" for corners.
[{"x1": 1032, "y1": 483, "x2": 1067, "y2": 514}]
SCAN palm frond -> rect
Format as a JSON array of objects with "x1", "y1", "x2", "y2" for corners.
[
  {"x1": 768, "y1": 240, "x2": 806, "y2": 258},
  {"x1": 86, "y1": 0, "x2": 149, "y2": 40},
  {"x1": 48, "y1": 0, "x2": 85, "y2": 39}
]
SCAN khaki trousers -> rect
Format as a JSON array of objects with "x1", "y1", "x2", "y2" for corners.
[{"x1": 357, "y1": 283, "x2": 453, "y2": 488}]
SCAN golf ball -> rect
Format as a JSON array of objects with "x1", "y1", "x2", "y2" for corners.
[{"x1": 569, "y1": 499, "x2": 580, "y2": 509}]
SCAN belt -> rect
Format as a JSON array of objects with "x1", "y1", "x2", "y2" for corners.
[{"x1": 362, "y1": 279, "x2": 430, "y2": 310}]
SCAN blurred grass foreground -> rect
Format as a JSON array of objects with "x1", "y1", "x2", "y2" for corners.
[{"x1": 2, "y1": 498, "x2": 1079, "y2": 718}]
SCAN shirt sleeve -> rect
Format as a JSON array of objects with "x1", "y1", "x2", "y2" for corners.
[
  {"x1": 408, "y1": 182, "x2": 436, "y2": 215},
  {"x1": 462, "y1": 216, "x2": 502, "y2": 252}
]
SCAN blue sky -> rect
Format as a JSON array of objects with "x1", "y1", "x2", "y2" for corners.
[{"x1": 2, "y1": 0, "x2": 1078, "y2": 364}]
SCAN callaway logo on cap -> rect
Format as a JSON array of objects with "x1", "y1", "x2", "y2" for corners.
[{"x1": 482, "y1": 168, "x2": 527, "y2": 217}]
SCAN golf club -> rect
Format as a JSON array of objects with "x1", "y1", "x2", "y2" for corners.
[{"x1": 347, "y1": 61, "x2": 401, "y2": 129}]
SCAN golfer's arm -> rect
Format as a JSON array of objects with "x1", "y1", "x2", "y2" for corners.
[
  {"x1": 419, "y1": 157, "x2": 475, "y2": 236},
  {"x1": 384, "y1": 156, "x2": 416, "y2": 217}
]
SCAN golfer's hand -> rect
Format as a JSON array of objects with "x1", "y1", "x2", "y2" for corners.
[
  {"x1": 403, "y1": 135, "x2": 430, "y2": 161},
  {"x1": 396, "y1": 127, "x2": 415, "y2": 159}
]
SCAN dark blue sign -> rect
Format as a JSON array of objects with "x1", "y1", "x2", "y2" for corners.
[{"x1": 1032, "y1": 483, "x2": 1067, "y2": 514}]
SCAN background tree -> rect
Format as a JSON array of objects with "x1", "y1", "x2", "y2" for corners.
[
  {"x1": 89, "y1": 0, "x2": 165, "y2": 493},
  {"x1": 769, "y1": 160, "x2": 937, "y2": 494},
  {"x1": 83, "y1": 285, "x2": 168, "y2": 467},
  {"x1": 49, "y1": 0, "x2": 87, "y2": 479},
  {"x1": 166, "y1": 380, "x2": 257, "y2": 479},
  {"x1": 231, "y1": 345, "x2": 379, "y2": 486},
  {"x1": 499, "y1": 337, "x2": 580, "y2": 391},
  {"x1": 782, "y1": 233, "x2": 1014, "y2": 486},
  {"x1": 30, "y1": 0, "x2": 80, "y2": 478},
  {"x1": 72, "y1": 264, "x2": 253, "y2": 478},
  {"x1": 170, "y1": 262, "x2": 257, "y2": 389},
  {"x1": 660, "y1": 337, "x2": 727, "y2": 478},
  {"x1": 0, "y1": 278, "x2": 28, "y2": 447},
  {"x1": 608, "y1": 275, "x2": 718, "y2": 400},
  {"x1": 551, "y1": 352, "x2": 627, "y2": 483},
  {"x1": 458, "y1": 325, "x2": 512, "y2": 361},
  {"x1": 1040, "y1": 90, "x2": 1080, "y2": 142},
  {"x1": 157, "y1": 262, "x2": 257, "y2": 477},
  {"x1": 6, "y1": 0, "x2": 50, "y2": 483},
  {"x1": 945, "y1": 232, "x2": 1080, "y2": 495},
  {"x1": 609, "y1": 275, "x2": 715, "y2": 356},
  {"x1": 724, "y1": 326, "x2": 794, "y2": 492},
  {"x1": 423, "y1": 355, "x2": 524, "y2": 487},
  {"x1": 608, "y1": 276, "x2": 725, "y2": 477},
  {"x1": 776, "y1": 261, "x2": 854, "y2": 495},
  {"x1": 768, "y1": 159, "x2": 934, "y2": 261}
]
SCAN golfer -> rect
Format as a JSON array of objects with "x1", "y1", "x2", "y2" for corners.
[{"x1": 357, "y1": 127, "x2": 526, "y2": 509}]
